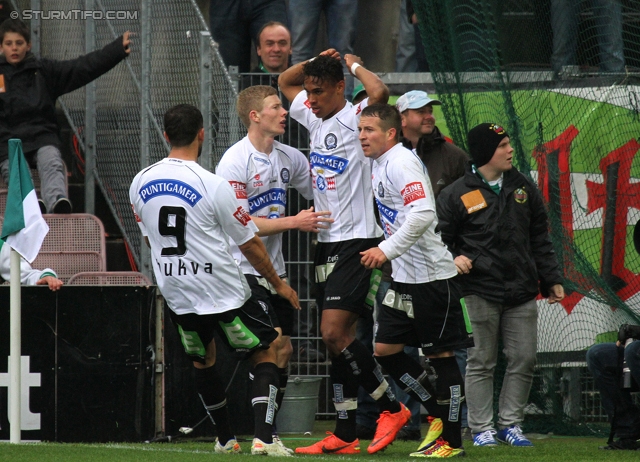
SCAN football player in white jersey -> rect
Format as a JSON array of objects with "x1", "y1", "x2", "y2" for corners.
[
  {"x1": 279, "y1": 51, "x2": 411, "y2": 455},
  {"x1": 358, "y1": 104, "x2": 473, "y2": 458},
  {"x1": 217, "y1": 85, "x2": 333, "y2": 450},
  {"x1": 130, "y1": 104, "x2": 299, "y2": 457}
]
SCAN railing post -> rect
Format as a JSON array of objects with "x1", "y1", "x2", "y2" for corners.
[
  {"x1": 199, "y1": 32, "x2": 213, "y2": 172},
  {"x1": 139, "y1": 0, "x2": 152, "y2": 278},
  {"x1": 84, "y1": 0, "x2": 96, "y2": 215}
]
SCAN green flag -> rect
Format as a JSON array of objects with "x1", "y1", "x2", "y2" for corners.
[{"x1": 1, "y1": 139, "x2": 48, "y2": 263}]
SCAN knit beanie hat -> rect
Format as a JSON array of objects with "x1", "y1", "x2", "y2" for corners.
[{"x1": 467, "y1": 123, "x2": 508, "y2": 168}]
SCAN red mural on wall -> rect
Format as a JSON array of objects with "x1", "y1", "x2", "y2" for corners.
[{"x1": 534, "y1": 126, "x2": 640, "y2": 313}]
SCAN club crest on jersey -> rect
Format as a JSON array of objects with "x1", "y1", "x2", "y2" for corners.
[
  {"x1": 514, "y1": 187, "x2": 528, "y2": 204},
  {"x1": 309, "y1": 152, "x2": 349, "y2": 173},
  {"x1": 376, "y1": 198, "x2": 398, "y2": 224},
  {"x1": 248, "y1": 188, "x2": 287, "y2": 214},
  {"x1": 280, "y1": 168, "x2": 290, "y2": 183},
  {"x1": 233, "y1": 206, "x2": 252, "y2": 226},
  {"x1": 377, "y1": 182, "x2": 385, "y2": 198},
  {"x1": 138, "y1": 179, "x2": 202, "y2": 206},
  {"x1": 316, "y1": 174, "x2": 328, "y2": 193},
  {"x1": 324, "y1": 133, "x2": 338, "y2": 150},
  {"x1": 268, "y1": 206, "x2": 280, "y2": 219},
  {"x1": 401, "y1": 182, "x2": 426, "y2": 205}
]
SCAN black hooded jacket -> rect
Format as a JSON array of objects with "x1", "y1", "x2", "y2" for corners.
[
  {"x1": 436, "y1": 163, "x2": 563, "y2": 306},
  {"x1": 0, "y1": 35, "x2": 128, "y2": 162}
]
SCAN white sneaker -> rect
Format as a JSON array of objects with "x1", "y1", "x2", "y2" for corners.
[
  {"x1": 215, "y1": 437, "x2": 242, "y2": 454},
  {"x1": 273, "y1": 435, "x2": 294, "y2": 455},
  {"x1": 251, "y1": 437, "x2": 293, "y2": 456}
]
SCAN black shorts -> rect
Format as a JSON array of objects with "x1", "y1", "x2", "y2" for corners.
[
  {"x1": 168, "y1": 294, "x2": 279, "y2": 363},
  {"x1": 375, "y1": 278, "x2": 474, "y2": 355},
  {"x1": 314, "y1": 238, "x2": 381, "y2": 316},
  {"x1": 245, "y1": 274, "x2": 295, "y2": 336}
]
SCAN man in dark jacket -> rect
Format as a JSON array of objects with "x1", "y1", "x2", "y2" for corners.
[
  {"x1": 436, "y1": 123, "x2": 564, "y2": 448},
  {"x1": 396, "y1": 90, "x2": 468, "y2": 198},
  {"x1": 0, "y1": 19, "x2": 131, "y2": 213}
]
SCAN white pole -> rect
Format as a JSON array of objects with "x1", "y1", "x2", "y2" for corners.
[{"x1": 9, "y1": 248, "x2": 22, "y2": 443}]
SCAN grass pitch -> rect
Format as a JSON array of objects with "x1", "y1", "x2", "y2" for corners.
[{"x1": 1, "y1": 421, "x2": 638, "y2": 461}]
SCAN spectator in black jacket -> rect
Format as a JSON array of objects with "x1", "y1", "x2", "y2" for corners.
[
  {"x1": 0, "y1": 19, "x2": 131, "y2": 214},
  {"x1": 436, "y1": 123, "x2": 564, "y2": 448}
]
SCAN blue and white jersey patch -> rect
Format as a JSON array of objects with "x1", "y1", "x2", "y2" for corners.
[
  {"x1": 376, "y1": 198, "x2": 398, "y2": 224},
  {"x1": 138, "y1": 179, "x2": 202, "y2": 206},
  {"x1": 309, "y1": 152, "x2": 349, "y2": 174},
  {"x1": 248, "y1": 188, "x2": 287, "y2": 214}
]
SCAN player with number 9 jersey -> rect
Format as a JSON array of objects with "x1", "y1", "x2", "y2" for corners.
[{"x1": 130, "y1": 157, "x2": 259, "y2": 315}]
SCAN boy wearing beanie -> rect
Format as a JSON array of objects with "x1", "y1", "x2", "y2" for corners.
[{"x1": 436, "y1": 123, "x2": 564, "y2": 448}]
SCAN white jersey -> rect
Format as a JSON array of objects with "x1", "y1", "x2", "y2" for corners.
[
  {"x1": 216, "y1": 136, "x2": 313, "y2": 276},
  {"x1": 129, "y1": 157, "x2": 259, "y2": 315},
  {"x1": 289, "y1": 90, "x2": 382, "y2": 243},
  {"x1": 372, "y1": 143, "x2": 457, "y2": 284}
]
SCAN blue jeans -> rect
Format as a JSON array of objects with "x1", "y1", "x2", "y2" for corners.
[
  {"x1": 464, "y1": 295, "x2": 537, "y2": 433},
  {"x1": 586, "y1": 341, "x2": 640, "y2": 440},
  {"x1": 287, "y1": 0, "x2": 357, "y2": 98},
  {"x1": 550, "y1": 0, "x2": 625, "y2": 73},
  {"x1": 209, "y1": 0, "x2": 288, "y2": 72}
]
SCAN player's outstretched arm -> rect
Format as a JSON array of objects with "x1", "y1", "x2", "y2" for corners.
[
  {"x1": 252, "y1": 207, "x2": 333, "y2": 236},
  {"x1": 344, "y1": 54, "x2": 389, "y2": 105},
  {"x1": 239, "y1": 235, "x2": 301, "y2": 309}
]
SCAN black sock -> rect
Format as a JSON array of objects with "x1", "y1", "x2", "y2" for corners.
[
  {"x1": 329, "y1": 357, "x2": 359, "y2": 442},
  {"x1": 274, "y1": 367, "x2": 288, "y2": 434},
  {"x1": 194, "y1": 365, "x2": 233, "y2": 444},
  {"x1": 429, "y1": 357, "x2": 464, "y2": 449},
  {"x1": 376, "y1": 351, "x2": 440, "y2": 416},
  {"x1": 341, "y1": 339, "x2": 400, "y2": 413},
  {"x1": 251, "y1": 362, "x2": 280, "y2": 443}
]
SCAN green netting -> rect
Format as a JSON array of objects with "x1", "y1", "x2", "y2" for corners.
[{"x1": 413, "y1": 0, "x2": 640, "y2": 434}]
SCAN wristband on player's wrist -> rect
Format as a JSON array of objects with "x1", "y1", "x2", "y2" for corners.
[{"x1": 350, "y1": 62, "x2": 361, "y2": 75}]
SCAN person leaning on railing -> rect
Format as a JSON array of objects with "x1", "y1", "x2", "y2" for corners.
[{"x1": 0, "y1": 238, "x2": 62, "y2": 290}]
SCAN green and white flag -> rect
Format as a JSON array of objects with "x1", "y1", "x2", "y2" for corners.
[{"x1": 1, "y1": 139, "x2": 48, "y2": 263}]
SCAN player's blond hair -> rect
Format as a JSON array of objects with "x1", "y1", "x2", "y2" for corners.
[{"x1": 237, "y1": 85, "x2": 278, "y2": 128}]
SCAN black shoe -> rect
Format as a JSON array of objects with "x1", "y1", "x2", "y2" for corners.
[
  {"x1": 599, "y1": 438, "x2": 640, "y2": 450},
  {"x1": 396, "y1": 426, "x2": 421, "y2": 441},
  {"x1": 38, "y1": 199, "x2": 46, "y2": 214},
  {"x1": 356, "y1": 424, "x2": 376, "y2": 440},
  {"x1": 52, "y1": 196, "x2": 72, "y2": 214}
]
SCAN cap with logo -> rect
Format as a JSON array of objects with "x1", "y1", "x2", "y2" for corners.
[{"x1": 467, "y1": 123, "x2": 509, "y2": 168}]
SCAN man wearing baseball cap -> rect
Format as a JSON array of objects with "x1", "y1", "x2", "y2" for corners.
[
  {"x1": 396, "y1": 90, "x2": 469, "y2": 198},
  {"x1": 436, "y1": 123, "x2": 564, "y2": 448}
]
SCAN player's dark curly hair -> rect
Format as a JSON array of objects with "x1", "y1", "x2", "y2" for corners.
[
  {"x1": 303, "y1": 55, "x2": 344, "y2": 86},
  {"x1": 361, "y1": 104, "x2": 401, "y2": 141},
  {"x1": 164, "y1": 104, "x2": 203, "y2": 147}
]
